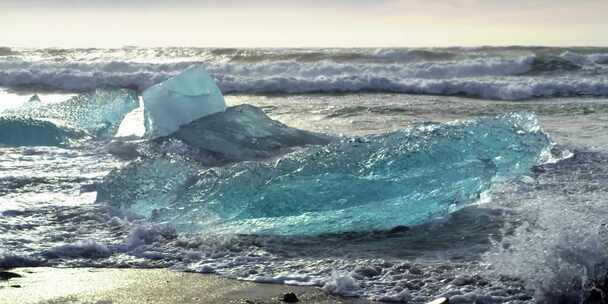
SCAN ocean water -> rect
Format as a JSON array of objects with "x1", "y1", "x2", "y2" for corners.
[{"x1": 1, "y1": 47, "x2": 608, "y2": 303}]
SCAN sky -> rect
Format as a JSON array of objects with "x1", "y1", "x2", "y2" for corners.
[{"x1": 1, "y1": 0, "x2": 607, "y2": 48}]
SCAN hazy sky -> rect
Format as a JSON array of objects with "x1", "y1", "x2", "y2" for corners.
[{"x1": 2, "y1": 0, "x2": 607, "y2": 47}]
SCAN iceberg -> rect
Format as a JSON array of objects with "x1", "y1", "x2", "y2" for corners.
[
  {"x1": 142, "y1": 66, "x2": 226, "y2": 138},
  {"x1": 98, "y1": 112, "x2": 551, "y2": 235},
  {"x1": 4, "y1": 89, "x2": 138, "y2": 138}
]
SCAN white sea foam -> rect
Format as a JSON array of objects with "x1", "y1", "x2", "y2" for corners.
[
  {"x1": 322, "y1": 273, "x2": 361, "y2": 297},
  {"x1": 45, "y1": 240, "x2": 111, "y2": 258}
]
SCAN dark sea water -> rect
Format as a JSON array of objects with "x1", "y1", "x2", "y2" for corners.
[{"x1": 1, "y1": 47, "x2": 608, "y2": 303}]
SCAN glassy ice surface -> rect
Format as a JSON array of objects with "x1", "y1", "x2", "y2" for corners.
[
  {"x1": 0, "y1": 116, "x2": 84, "y2": 147},
  {"x1": 142, "y1": 66, "x2": 226, "y2": 138},
  {"x1": 164, "y1": 104, "x2": 333, "y2": 162},
  {"x1": 99, "y1": 112, "x2": 551, "y2": 235},
  {"x1": 3, "y1": 89, "x2": 138, "y2": 139}
]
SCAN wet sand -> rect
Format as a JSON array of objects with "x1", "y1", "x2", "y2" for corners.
[{"x1": 0, "y1": 267, "x2": 371, "y2": 304}]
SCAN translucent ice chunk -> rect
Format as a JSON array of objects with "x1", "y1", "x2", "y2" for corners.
[
  {"x1": 142, "y1": 66, "x2": 226, "y2": 138},
  {"x1": 98, "y1": 112, "x2": 551, "y2": 235},
  {"x1": 5, "y1": 89, "x2": 139, "y2": 138}
]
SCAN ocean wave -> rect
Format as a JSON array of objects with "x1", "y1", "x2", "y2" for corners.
[
  {"x1": 560, "y1": 51, "x2": 608, "y2": 65},
  {"x1": 210, "y1": 48, "x2": 461, "y2": 63},
  {"x1": 216, "y1": 75, "x2": 608, "y2": 100},
  {"x1": 370, "y1": 48, "x2": 459, "y2": 62},
  {"x1": 0, "y1": 55, "x2": 532, "y2": 82},
  {"x1": 0, "y1": 47, "x2": 15, "y2": 56},
  {"x1": 526, "y1": 56, "x2": 581, "y2": 74},
  {"x1": 2, "y1": 51, "x2": 608, "y2": 100},
  {"x1": 8, "y1": 47, "x2": 461, "y2": 64}
]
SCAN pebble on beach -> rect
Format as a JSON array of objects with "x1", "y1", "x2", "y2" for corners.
[{"x1": 281, "y1": 292, "x2": 299, "y2": 303}]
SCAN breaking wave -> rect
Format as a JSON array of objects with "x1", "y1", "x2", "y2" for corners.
[
  {"x1": 1, "y1": 47, "x2": 608, "y2": 100},
  {"x1": 560, "y1": 51, "x2": 608, "y2": 65},
  {"x1": 0, "y1": 56, "x2": 532, "y2": 90},
  {"x1": 0, "y1": 58, "x2": 606, "y2": 101}
]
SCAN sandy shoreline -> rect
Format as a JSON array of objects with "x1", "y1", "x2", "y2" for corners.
[{"x1": 0, "y1": 267, "x2": 371, "y2": 304}]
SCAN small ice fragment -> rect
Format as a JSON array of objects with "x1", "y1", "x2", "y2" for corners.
[{"x1": 142, "y1": 66, "x2": 226, "y2": 138}]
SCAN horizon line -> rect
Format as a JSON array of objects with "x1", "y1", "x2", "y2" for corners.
[{"x1": 5, "y1": 44, "x2": 608, "y2": 49}]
